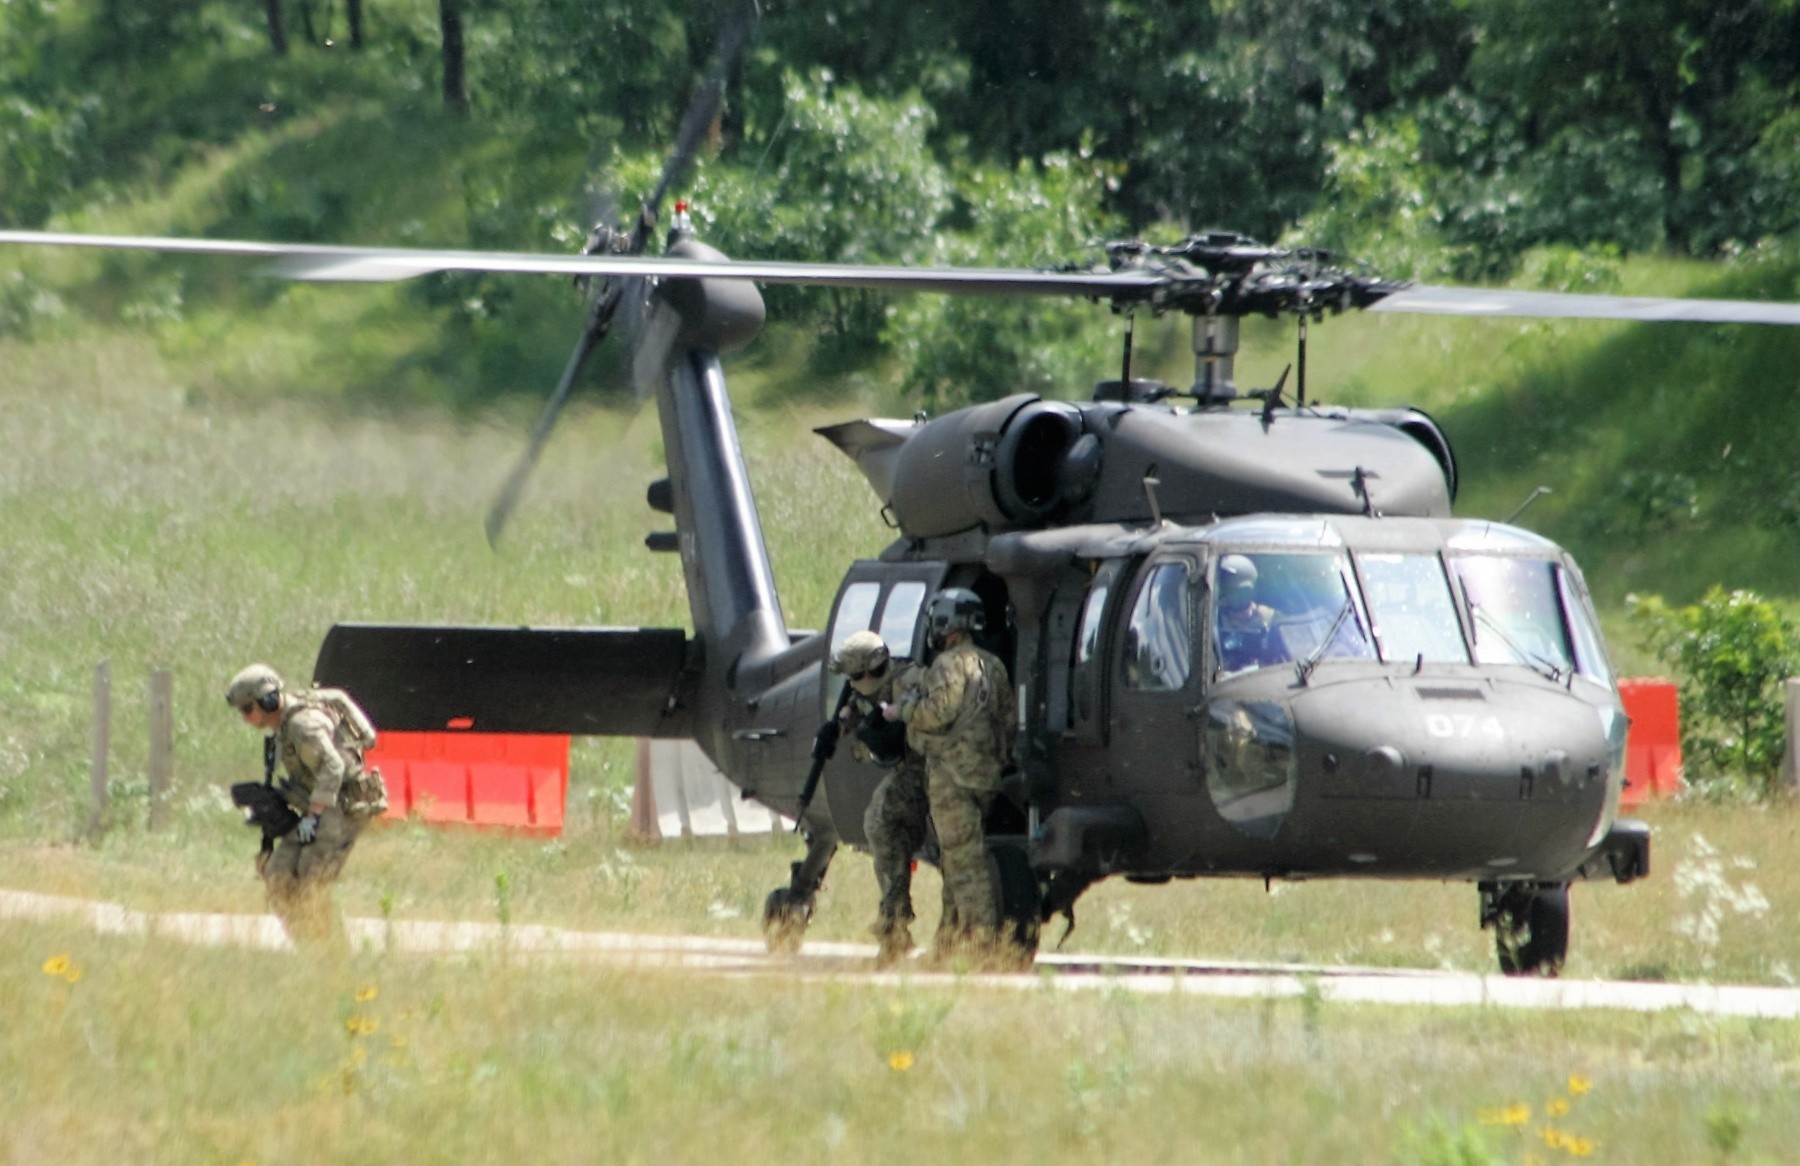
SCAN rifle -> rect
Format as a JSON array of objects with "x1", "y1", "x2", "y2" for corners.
[
  {"x1": 230, "y1": 736, "x2": 300, "y2": 858},
  {"x1": 793, "y1": 680, "x2": 855, "y2": 832}
]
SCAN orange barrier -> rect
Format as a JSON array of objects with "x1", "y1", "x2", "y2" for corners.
[
  {"x1": 366, "y1": 731, "x2": 569, "y2": 834},
  {"x1": 1617, "y1": 678, "x2": 1682, "y2": 806}
]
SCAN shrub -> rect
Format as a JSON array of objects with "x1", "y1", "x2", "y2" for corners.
[{"x1": 1627, "y1": 587, "x2": 1800, "y2": 797}]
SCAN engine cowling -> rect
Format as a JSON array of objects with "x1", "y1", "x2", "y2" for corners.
[{"x1": 888, "y1": 395, "x2": 1097, "y2": 538}]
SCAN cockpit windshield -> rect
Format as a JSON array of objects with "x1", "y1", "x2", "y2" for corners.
[
  {"x1": 1452, "y1": 556, "x2": 1576, "y2": 678},
  {"x1": 1204, "y1": 541, "x2": 1605, "y2": 683},
  {"x1": 1359, "y1": 554, "x2": 1469, "y2": 664},
  {"x1": 1211, "y1": 552, "x2": 1374, "y2": 677}
]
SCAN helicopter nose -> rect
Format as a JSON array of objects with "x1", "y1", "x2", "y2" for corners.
[{"x1": 1293, "y1": 679, "x2": 1610, "y2": 805}]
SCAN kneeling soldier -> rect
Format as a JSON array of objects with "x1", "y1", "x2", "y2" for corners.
[{"x1": 225, "y1": 664, "x2": 386, "y2": 946}]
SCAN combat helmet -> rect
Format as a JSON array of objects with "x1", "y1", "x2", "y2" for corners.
[
  {"x1": 225, "y1": 663, "x2": 285, "y2": 713},
  {"x1": 926, "y1": 587, "x2": 985, "y2": 647},
  {"x1": 832, "y1": 630, "x2": 891, "y2": 686},
  {"x1": 1217, "y1": 554, "x2": 1259, "y2": 600}
]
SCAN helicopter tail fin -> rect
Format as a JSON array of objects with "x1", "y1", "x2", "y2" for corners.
[{"x1": 632, "y1": 238, "x2": 790, "y2": 700}]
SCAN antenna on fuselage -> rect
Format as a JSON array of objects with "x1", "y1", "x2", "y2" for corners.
[
  {"x1": 1119, "y1": 312, "x2": 1136, "y2": 386},
  {"x1": 1504, "y1": 486, "x2": 1553, "y2": 525},
  {"x1": 1297, "y1": 315, "x2": 1309, "y2": 407},
  {"x1": 1142, "y1": 463, "x2": 1165, "y2": 527}
]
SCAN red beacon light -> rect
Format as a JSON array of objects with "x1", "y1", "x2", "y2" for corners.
[{"x1": 671, "y1": 200, "x2": 693, "y2": 234}]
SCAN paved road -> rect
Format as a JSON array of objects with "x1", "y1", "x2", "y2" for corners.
[{"x1": 6, "y1": 886, "x2": 1797, "y2": 1019}]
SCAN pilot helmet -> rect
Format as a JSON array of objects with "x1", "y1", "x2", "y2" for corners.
[
  {"x1": 225, "y1": 663, "x2": 284, "y2": 713},
  {"x1": 832, "y1": 630, "x2": 891, "y2": 691},
  {"x1": 1217, "y1": 554, "x2": 1259, "y2": 602},
  {"x1": 926, "y1": 587, "x2": 986, "y2": 647}
]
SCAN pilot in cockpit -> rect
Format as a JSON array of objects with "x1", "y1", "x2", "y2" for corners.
[{"x1": 1215, "y1": 554, "x2": 1284, "y2": 673}]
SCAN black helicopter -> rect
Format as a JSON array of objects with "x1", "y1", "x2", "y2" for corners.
[{"x1": 9, "y1": 50, "x2": 1800, "y2": 981}]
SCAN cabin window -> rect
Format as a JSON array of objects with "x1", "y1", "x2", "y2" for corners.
[
  {"x1": 830, "y1": 582, "x2": 881, "y2": 657},
  {"x1": 1211, "y1": 552, "x2": 1374, "y2": 678},
  {"x1": 877, "y1": 580, "x2": 928, "y2": 658},
  {"x1": 1357, "y1": 553, "x2": 1469, "y2": 664},
  {"x1": 1453, "y1": 557, "x2": 1576, "y2": 677},
  {"x1": 1123, "y1": 561, "x2": 1192, "y2": 691}
]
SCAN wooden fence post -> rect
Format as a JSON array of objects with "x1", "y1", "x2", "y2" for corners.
[
  {"x1": 148, "y1": 669, "x2": 173, "y2": 830},
  {"x1": 87, "y1": 660, "x2": 111, "y2": 840}
]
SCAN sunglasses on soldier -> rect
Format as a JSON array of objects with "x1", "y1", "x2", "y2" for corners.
[{"x1": 847, "y1": 661, "x2": 889, "y2": 682}]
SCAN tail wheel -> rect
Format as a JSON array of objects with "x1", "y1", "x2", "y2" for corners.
[
  {"x1": 987, "y1": 840, "x2": 1042, "y2": 966},
  {"x1": 1493, "y1": 884, "x2": 1570, "y2": 977}
]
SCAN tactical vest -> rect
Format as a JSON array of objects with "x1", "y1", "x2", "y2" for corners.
[{"x1": 281, "y1": 688, "x2": 388, "y2": 817}]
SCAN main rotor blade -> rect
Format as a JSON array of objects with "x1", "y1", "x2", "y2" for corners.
[
  {"x1": 1372, "y1": 284, "x2": 1800, "y2": 326},
  {"x1": 0, "y1": 230, "x2": 1154, "y2": 295},
  {"x1": 483, "y1": 295, "x2": 619, "y2": 547},
  {"x1": 10, "y1": 229, "x2": 1800, "y2": 326}
]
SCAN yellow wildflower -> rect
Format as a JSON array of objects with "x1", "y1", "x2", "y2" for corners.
[
  {"x1": 346, "y1": 1044, "x2": 368, "y2": 1068},
  {"x1": 42, "y1": 955, "x2": 71, "y2": 977},
  {"x1": 344, "y1": 1016, "x2": 380, "y2": 1037},
  {"x1": 1547, "y1": 1098, "x2": 1571, "y2": 1117},
  {"x1": 354, "y1": 985, "x2": 379, "y2": 1003},
  {"x1": 1479, "y1": 1104, "x2": 1532, "y2": 1126},
  {"x1": 1567, "y1": 1075, "x2": 1592, "y2": 1096},
  {"x1": 1567, "y1": 1136, "x2": 1597, "y2": 1157},
  {"x1": 887, "y1": 1050, "x2": 915, "y2": 1072}
]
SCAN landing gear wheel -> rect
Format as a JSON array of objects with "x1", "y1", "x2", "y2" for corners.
[
  {"x1": 762, "y1": 887, "x2": 813, "y2": 955},
  {"x1": 988, "y1": 840, "x2": 1043, "y2": 969},
  {"x1": 1491, "y1": 883, "x2": 1569, "y2": 977}
]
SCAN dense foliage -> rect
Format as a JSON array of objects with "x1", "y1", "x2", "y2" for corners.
[
  {"x1": 1629, "y1": 588, "x2": 1800, "y2": 796},
  {"x1": 4, "y1": 0, "x2": 1799, "y2": 405}
]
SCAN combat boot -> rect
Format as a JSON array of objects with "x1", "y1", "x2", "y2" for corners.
[{"x1": 872, "y1": 918, "x2": 914, "y2": 968}]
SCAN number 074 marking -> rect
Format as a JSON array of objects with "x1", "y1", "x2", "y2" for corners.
[{"x1": 1425, "y1": 714, "x2": 1505, "y2": 740}]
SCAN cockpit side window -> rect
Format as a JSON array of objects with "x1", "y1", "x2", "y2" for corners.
[
  {"x1": 1557, "y1": 566, "x2": 1614, "y2": 686},
  {"x1": 1212, "y1": 551, "x2": 1374, "y2": 678},
  {"x1": 1358, "y1": 553, "x2": 1469, "y2": 664},
  {"x1": 1452, "y1": 556, "x2": 1576, "y2": 676},
  {"x1": 1122, "y1": 561, "x2": 1192, "y2": 691}
]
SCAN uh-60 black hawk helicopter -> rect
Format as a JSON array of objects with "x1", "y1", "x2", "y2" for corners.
[{"x1": 10, "y1": 115, "x2": 1800, "y2": 980}]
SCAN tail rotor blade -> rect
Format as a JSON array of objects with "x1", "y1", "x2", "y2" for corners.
[
  {"x1": 636, "y1": 0, "x2": 759, "y2": 247},
  {"x1": 486, "y1": 2, "x2": 758, "y2": 546},
  {"x1": 484, "y1": 296, "x2": 618, "y2": 547}
]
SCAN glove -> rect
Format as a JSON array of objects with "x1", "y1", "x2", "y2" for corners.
[
  {"x1": 295, "y1": 813, "x2": 319, "y2": 844},
  {"x1": 811, "y1": 720, "x2": 840, "y2": 762}
]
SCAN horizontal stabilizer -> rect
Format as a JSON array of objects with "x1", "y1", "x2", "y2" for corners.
[{"x1": 313, "y1": 624, "x2": 694, "y2": 737}]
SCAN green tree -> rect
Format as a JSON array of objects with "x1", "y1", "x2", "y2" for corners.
[
  {"x1": 885, "y1": 151, "x2": 1125, "y2": 411},
  {"x1": 694, "y1": 70, "x2": 952, "y2": 357},
  {"x1": 1629, "y1": 587, "x2": 1800, "y2": 797}
]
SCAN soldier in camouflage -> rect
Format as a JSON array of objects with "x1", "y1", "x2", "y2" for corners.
[
  {"x1": 830, "y1": 631, "x2": 929, "y2": 965},
  {"x1": 893, "y1": 588, "x2": 1016, "y2": 958},
  {"x1": 226, "y1": 663, "x2": 386, "y2": 946}
]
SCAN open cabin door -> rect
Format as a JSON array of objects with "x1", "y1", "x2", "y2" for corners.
[{"x1": 814, "y1": 560, "x2": 949, "y2": 846}]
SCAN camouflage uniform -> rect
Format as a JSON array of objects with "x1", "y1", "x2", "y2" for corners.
[
  {"x1": 902, "y1": 638, "x2": 1015, "y2": 944},
  {"x1": 229, "y1": 665, "x2": 383, "y2": 947},
  {"x1": 844, "y1": 661, "x2": 930, "y2": 943}
]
